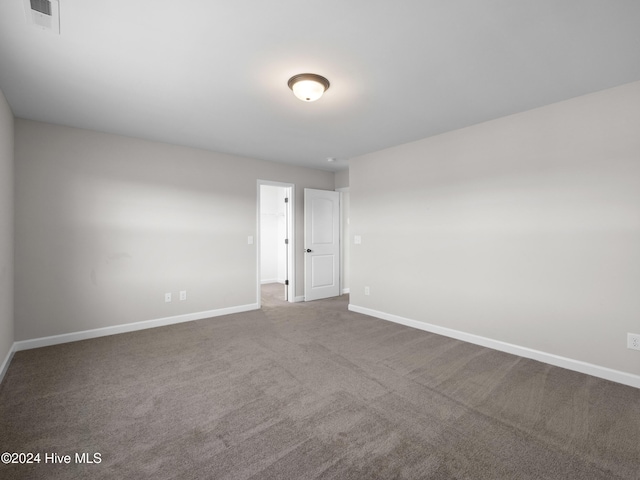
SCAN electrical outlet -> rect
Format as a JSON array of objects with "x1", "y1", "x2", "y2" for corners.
[
  {"x1": 364, "y1": 286, "x2": 370, "y2": 296},
  {"x1": 165, "y1": 293, "x2": 172, "y2": 303},
  {"x1": 179, "y1": 290, "x2": 187, "y2": 301},
  {"x1": 628, "y1": 333, "x2": 640, "y2": 351}
]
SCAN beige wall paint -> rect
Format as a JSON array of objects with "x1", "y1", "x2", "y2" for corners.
[
  {"x1": 15, "y1": 120, "x2": 333, "y2": 341},
  {"x1": 339, "y1": 190, "x2": 350, "y2": 292},
  {"x1": 350, "y1": 81, "x2": 640, "y2": 376},
  {"x1": 0, "y1": 89, "x2": 14, "y2": 369},
  {"x1": 334, "y1": 169, "x2": 349, "y2": 189},
  {"x1": 335, "y1": 170, "x2": 350, "y2": 292}
]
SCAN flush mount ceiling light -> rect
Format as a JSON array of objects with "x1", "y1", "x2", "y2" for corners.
[{"x1": 287, "y1": 73, "x2": 330, "y2": 102}]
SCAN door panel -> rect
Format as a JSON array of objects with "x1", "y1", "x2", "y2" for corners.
[
  {"x1": 304, "y1": 189, "x2": 340, "y2": 301},
  {"x1": 311, "y1": 255, "x2": 335, "y2": 288},
  {"x1": 311, "y1": 198, "x2": 334, "y2": 244}
]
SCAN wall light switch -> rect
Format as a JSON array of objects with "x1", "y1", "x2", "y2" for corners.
[
  {"x1": 165, "y1": 293, "x2": 172, "y2": 303},
  {"x1": 248, "y1": 235, "x2": 254, "y2": 245},
  {"x1": 179, "y1": 290, "x2": 187, "y2": 301},
  {"x1": 354, "y1": 235, "x2": 362, "y2": 245}
]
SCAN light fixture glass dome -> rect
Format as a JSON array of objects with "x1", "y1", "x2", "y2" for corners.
[{"x1": 288, "y1": 74, "x2": 330, "y2": 102}]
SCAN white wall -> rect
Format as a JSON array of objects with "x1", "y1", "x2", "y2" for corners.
[
  {"x1": 0, "y1": 88, "x2": 14, "y2": 376},
  {"x1": 349, "y1": 81, "x2": 640, "y2": 378},
  {"x1": 334, "y1": 169, "x2": 349, "y2": 190},
  {"x1": 336, "y1": 170, "x2": 350, "y2": 293},
  {"x1": 14, "y1": 120, "x2": 334, "y2": 341},
  {"x1": 338, "y1": 189, "x2": 350, "y2": 293}
]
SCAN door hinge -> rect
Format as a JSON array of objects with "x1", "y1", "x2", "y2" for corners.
[
  {"x1": 284, "y1": 239, "x2": 289, "y2": 244},
  {"x1": 285, "y1": 280, "x2": 289, "y2": 286},
  {"x1": 284, "y1": 197, "x2": 289, "y2": 203}
]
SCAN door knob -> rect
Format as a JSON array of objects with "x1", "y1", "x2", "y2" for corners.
[{"x1": 306, "y1": 249, "x2": 312, "y2": 253}]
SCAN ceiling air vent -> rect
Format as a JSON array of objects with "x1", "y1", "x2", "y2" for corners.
[{"x1": 23, "y1": 0, "x2": 60, "y2": 34}]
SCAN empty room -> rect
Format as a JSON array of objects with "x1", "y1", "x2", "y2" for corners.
[{"x1": 1, "y1": 1, "x2": 639, "y2": 479}]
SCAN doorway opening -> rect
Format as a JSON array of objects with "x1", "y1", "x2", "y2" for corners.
[{"x1": 257, "y1": 181, "x2": 295, "y2": 306}]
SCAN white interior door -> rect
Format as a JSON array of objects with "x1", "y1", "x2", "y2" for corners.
[{"x1": 304, "y1": 188, "x2": 340, "y2": 301}]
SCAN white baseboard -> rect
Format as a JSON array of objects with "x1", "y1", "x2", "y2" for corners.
[
  {"x1": 348, "y1": 304, "x2": 640, "y2": 390},
  {"x1": 293, "y1": 295, "x2": 305, "y2": 303},
  {"x1": 13, "y1": 303, "x2": 259, "y2": 352},
  {"x1": 0, "y1": 344, "x2": 15, "y2": 385},
  {"x1": 260, "y1": 279, "x2": 278, "y2": 284},
  {"x1": 342, "y1": 288, "x2": 350, "y2": 294}
]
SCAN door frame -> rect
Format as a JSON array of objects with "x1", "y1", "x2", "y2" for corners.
[{"x1": 257, "y1": 180, "x2": 295, "y2": 306}]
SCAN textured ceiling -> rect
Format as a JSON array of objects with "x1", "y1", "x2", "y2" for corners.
[{"x1": 1, "y1": 1, "x2": 639, "y2": 171}]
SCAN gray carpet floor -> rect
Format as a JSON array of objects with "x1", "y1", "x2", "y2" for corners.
[{"x1": 1, "y1": 283, "x2": 639, "y2": 479}]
